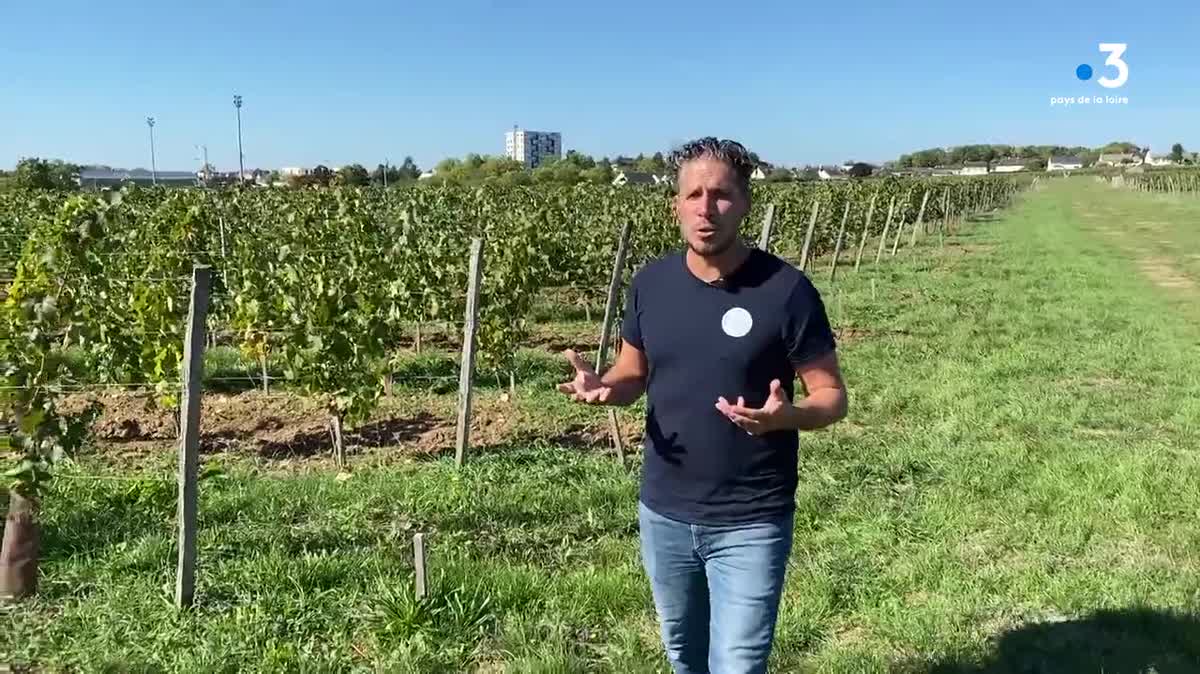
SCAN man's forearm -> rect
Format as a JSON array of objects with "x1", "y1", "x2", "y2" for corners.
[
  {"x1": 783, "y1": 387, "x2": 847, "y2": 430},
  {"x1": 599, "y1": 372, "x2": 645, "y2": 406}
]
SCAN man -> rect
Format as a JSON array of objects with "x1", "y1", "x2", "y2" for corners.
[{"x1": 557, "y1": 137, "x2": 848, "y2": 673}]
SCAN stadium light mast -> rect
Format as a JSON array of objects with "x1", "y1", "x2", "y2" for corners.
[
  {"x1": 233, "y1": 94, "x2": 245, "y2": 182},
  {"x1": 146, "y1": 117, "x2": 158, "y2": 186},
  {"x1": 195, "y1": 144, "x2": 210, "y2": 187}
]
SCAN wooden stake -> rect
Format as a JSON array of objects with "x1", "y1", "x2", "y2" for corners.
[
  {"x1": 853, "y1": 193, "x2": 878, "y2": 272},
  {"x1": 890, "y1": 191, "x2": 912, "y2": 256},
  {"x1": 608, "y1": 409, "x2": 626, "y2": 468},
  {"x1": 455, "y1": 238, "x2": 485, "y2": 468},
  {"x1": 596, "y1": 221, "x2": 633, "y2": 373},
  {"x1": 757, "y1": 203, "x2": 776, "y2": 252},
  {"x1": 413, "y1": 533, "x2": 428, "y2": 600},
  {"x1": 941, "y1": 189, "x2": 951, "y2": 234},
  {"x1": 330, "y1": 413, "x2": 346, "y2": 468},
  {"x1": 874, "y1": 198, "x2": 896, "y2": 264},
  {"x1": 828, "y1": 202, "x2": 851, "y2": 284},
  {"x1": 260, "y1": 352, "x2": 269, "y2": 394},
  {"x1": 909, "y1": 190, "x2": 931, "y2": 248},
  {"x1": 176, "y1": 265, "x2": 211, "y2": 609},
  {"x1": 598, "y1": 220, "x2": 633, "y2": 465},
  {"x1": 798, "y1": 199, "x2": 821, "y2": 271}
]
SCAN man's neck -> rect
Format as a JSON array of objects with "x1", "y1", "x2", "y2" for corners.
[{"x1": 685, "y1": 240, "x2": 752, "y2": 284}]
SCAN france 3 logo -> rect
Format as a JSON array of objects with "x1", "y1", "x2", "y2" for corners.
[{"x1": 1075, "y1": 43, "x2": 1129, "y2": 88}]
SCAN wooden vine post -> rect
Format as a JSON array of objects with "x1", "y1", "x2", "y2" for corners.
[
  {"x1": 798, "y1": 199, "x2": 821, "y2": 272},
  {"x1": 597, "y1": 220, "x2": 633, "y2": 467},
  {"x1": 455, "y1": 238, "x2": 485, "y2": 468},
  {"x1": 757, "y1": 203, "x2": 776, "y2": 252},
  {"x1": 176, "y1": 265, "x2": 211, "y2": 609},
  {"x1": 828, "y1": 202, "x2": 851, "y2": 283},
  {"x1": 909, "y1": 190, "x2": 931, "y2": 248},
  {"x1": 413, "y1": 533, "x2": 428, "y2": 600},
  {"x1": 891, "y1": 189, "x2": 913, "y2": 256},
  {"x1": 874, "y1": 197, "x2": 896, "y2": 264},
  {"x1": 853, "y1": 192, "x2": 878, "y2": 272}
]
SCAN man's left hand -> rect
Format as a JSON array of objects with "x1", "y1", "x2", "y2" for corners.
[{"x1": 715, "y1": 379, "x2": 794, "y2": 435}]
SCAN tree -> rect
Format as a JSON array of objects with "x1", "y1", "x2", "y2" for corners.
[
  {"x1": 635, "y1": 153, "x2": 666, "y2": 174},
  {"x1": 310, "y1": 165, "x2": 334, "y2": 186},
  {"x1": 1101, "y1": 141, "x2": 1140, "y2": 154},
  {"x1": 398, "y1": 156, "x2": 421, "y2": 180},
  {"x1": 13, "y1": 158, "x2": 79, "y2": 191},
  {"x1": 581, "y1": 164, "x2": 613, "y2": 185},
  {"x1": 371, "y1": 164, "x2": 403, "y2": 186},
  {"x1": 1171, "y1": 143, "x2": 1185, "y2": 162},
  {"x1": 765, "y1": 168, "x2": 794, "y2": 183},
  {"x1": 847, "y1": 162, "x2": 874, "y2": 178},
  {"x1": 337, "y1": 164, "x2": 370, "y2": 187}
]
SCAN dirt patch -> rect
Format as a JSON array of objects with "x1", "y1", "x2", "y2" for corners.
[
  {"x1": 1135, "y1": 257, "x2": 1195, "y2": 290},
  {"x1": 58, "y1": 390, "x2": 454, "y2": 462},
  {"x1": 56, "y1": 389, "x2": 629, "y2": 467},
  {"x1": 526, "y1": 323, "x2": 602, "y2": 354}
]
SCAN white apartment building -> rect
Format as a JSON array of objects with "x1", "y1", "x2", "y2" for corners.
[{"x1": 505, "y1": 127, "x2": 562, "y2": 168}]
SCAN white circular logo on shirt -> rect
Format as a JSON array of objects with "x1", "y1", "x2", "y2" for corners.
[{"x1": 721, "y1": 307, "x2": 753, "y2": 338}]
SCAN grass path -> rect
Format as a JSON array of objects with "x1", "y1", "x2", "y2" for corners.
[{"x1": 3, "y1": 178, "x2": 1199, "y2": 672}]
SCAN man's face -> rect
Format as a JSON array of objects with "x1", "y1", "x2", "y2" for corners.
[{"x1": 674, "y1": 157, "x2": 750, "y2": 257}]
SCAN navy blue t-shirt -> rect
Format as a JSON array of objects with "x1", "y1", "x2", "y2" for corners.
[{"x1": 621, "y1": 248, "x2": 837, "y2": 525}]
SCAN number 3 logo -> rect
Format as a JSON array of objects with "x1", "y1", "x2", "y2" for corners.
[{"x1": 1097, "y1": 43, "x2": 1128, "y2": 89}]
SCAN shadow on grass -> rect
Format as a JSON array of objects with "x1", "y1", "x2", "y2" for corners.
[{"x1": 913, "y1": 607, "x2": 1200, "y2": 674}]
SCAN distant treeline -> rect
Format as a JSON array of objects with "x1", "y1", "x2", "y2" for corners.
[{"x1": 896, "y1": 142, "x2": 1146, "y2": 168}]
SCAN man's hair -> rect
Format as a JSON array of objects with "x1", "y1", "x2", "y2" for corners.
[{"x1": 668, "y1": 137, "x2": 755, "y2": 196}]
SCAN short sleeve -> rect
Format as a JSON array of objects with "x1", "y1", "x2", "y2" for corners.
[
  {"x1": 782, "y1": 276, "x2": 836, "y2": 366},
  {"x1": 619, "y1": 276, "x2": 643, "y2": 350}
]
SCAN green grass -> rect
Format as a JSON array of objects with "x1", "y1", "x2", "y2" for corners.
[{"x1": 4, "y1": 178, "x2": 1200, "y2": 672}]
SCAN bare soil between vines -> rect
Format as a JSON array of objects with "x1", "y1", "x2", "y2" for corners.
[{"x1": 59, "y1": 390, "x2": 638, "y2": 468}]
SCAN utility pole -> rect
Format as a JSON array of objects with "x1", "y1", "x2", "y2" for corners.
[
  {"x1": 147, "y1": 117, "x2": 158, "y2": 186},
  {"x1": 233, "y1": 94, "x2": 245, "y2": 183},
  {"x1": 383, "y1": 157, "x2": 388, "y2": 188}
]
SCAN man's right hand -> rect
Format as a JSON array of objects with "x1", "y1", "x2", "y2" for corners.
[{"x1": 556, "y1": 349, "x2": 613, "y2": 404}]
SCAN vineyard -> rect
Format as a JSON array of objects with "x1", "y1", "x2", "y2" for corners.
[
  {"x1": 1, "y1": 175, "x2": 1018, "y2": 456},
  {"x1": 1, "y1": 174, "x2": 1027, "y2": 665},
  {"x1": 1106, "y1": 167, "x2": 1200, "y2": 194},
  {"x1": 10, "y1": 175, "x2": 1200, "y2": 671}
]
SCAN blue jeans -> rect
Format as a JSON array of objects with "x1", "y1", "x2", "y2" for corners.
[{"x1": 638, "y1": 501, "x2": 794, "y2": 674}]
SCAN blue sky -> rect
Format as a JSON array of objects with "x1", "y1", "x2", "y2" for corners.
[{"x1": 1, "y1": 0, "x2": 1196, "y2": 172}]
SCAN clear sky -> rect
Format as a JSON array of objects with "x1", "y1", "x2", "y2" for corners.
[{"x1": 2, "y1": 0, "x2": 1196, "y2": 172}]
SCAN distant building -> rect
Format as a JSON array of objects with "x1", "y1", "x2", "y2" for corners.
[
  {"x1": 505, "y1": 127, "x2": 562, "y2": 168},
  {"x1": 1047, "y1": 156, "x2": 1084, "y2": 171},
  {"x1": 931, "y1": 166, "x2": 959, "y2": 176},
  {"x1": 1145, "y1": 151, "x2": 1175, "y2": 167},
  {"x1": 1143, "y1": 149, "x2": 1195, "y2": 166},
  {"x1": 612, "y1": 171, "x2": 662, "y2": 187},
  {"x1": 751, "y1": 166, "x2": 769, "y2": 180},
  {"x1": 993, "y1": 158, "x2": 1028, "y2": 173},
  {"x1": 1098, "y1": 153, "x2": 1141, "y2": 166},
  {"x1": 817, "y1": 166, "x2": 847, "y2": 180},
  {"x1": 959, "y1": 161, "x2": 989, "y2": 176},
  {"x1": 77, "y1": 167, "x2": 198, "y2": 189},
  {"x1": 280, "y1": 167, "x2": 310, "y2": 177}
]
